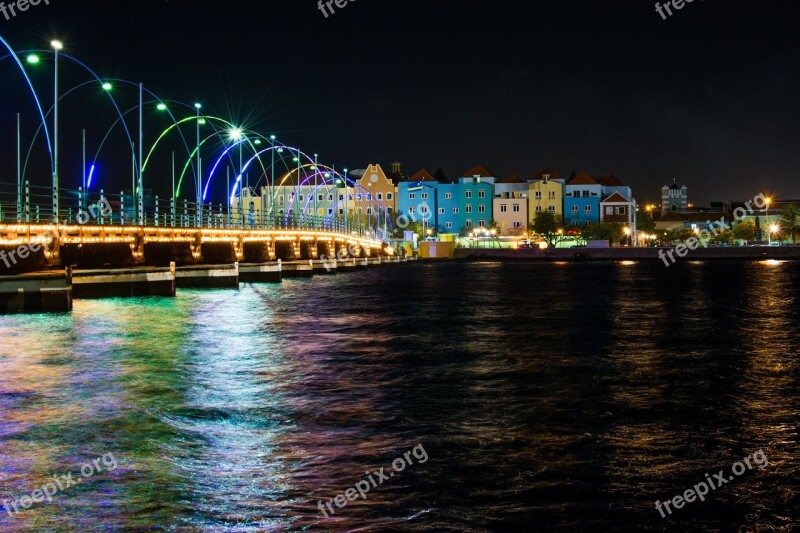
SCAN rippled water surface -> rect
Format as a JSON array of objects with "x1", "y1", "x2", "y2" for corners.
[{"x1": 1, "y1": 261, "x2": 798, "y2": 531}]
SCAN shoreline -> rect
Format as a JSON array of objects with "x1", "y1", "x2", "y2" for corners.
[{"x1": 451, "y1": 246, "x2": 800, "y2": 263}]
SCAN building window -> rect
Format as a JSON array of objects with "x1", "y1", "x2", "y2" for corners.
[
  {"x1": 387, "y1": 193, "x2": 393, "y2": 200},
  {"x1": 466, "y1": 205, "x2": 473, "y2": 213},
  {"x1": 453, "y1": 208, "x2": 459, "y2": 214},
  {"x1": 422, "y1": 192, "x2": 429, "y2": 199},
  {"x1": 367, "y1": 194, "x2": 373, "y2": 200},
  {"x1": 549, "y1": 206, "x2": 556, "y2": 214},
  {"x1": 318, "y1": 194, "x2": 324, "y2": 202},
  {"x1": 356, "y1": 194, "x2": 363, "y2": 201},
  {"x1": 328, "y1": 208, "x2": 333, "y2": 214},
  {"x1": 513, "y1": 204, "x2": 520, "y2": 212},
  {"x1": 299, "y1": 195, "x2": 304, "y2": 202},
  {"x1": 535, "y1": 191, "x2": 542, "y2": 200},
  {"x1": 478, "y1": 190, "x2": 485, "y2": 199},
  {"x1": 535, "y1": 206, "x2": 542, "y2": 213},
  {"x1": 446, "y1": 222, "x2": 453, "y2": 229},
  {"x1": 616, "y1": 206, "x2": 626, "y2": 215},
  {"x1": 339, "y1": 195, "x2": 344, "y2": 201},
  {"x1": 339, "y1": 208, "x2": 344, "y2": 215},
  {"x1": 513, "y1": 221, "x2": 521, "y2": 227},
  {"x1": 420, "y1": 206, "x2": 428, "y2": 215},
  {"x1": 328, "y1": 194, "x2": 333, "y2": 201},
  {"x1": 500, "y1": 204, "x2": 508, "y2": 213},
  {"x1": 478, "y1": 205, "x2": 485, "y2": 213},
  {"x1": 438, "y1": 208, "x2": 445, "y2": 214},
  {"x1": 445, "y1": 193, "x2": 452, "y2": 200},
  {"x1": 465, "y1": 190, "x2": 473, "y2": 199},
  {"x1": 367, "y1": 208, "x2": 372, "y2": 215},
  {"x1": 572, "y1": 205, "x2": 579, "y2": 214},
  {"x1": 478, "y1": 219, "x2": 486, "y2": 227},
  {"x1": 606, "y1": 206, "x2": 614, "y2": 215},
  {"x1": 409, "y1": 193, "x2": 415, "y2": 200},
  {"x1": 548, "y1": 191, "x2": 556, "y2": 200},
  {"x1": 585, "y1": 205, "x2": 592, "y2": 214},
  {"x1": 465, "y1": 219, "x2": 473, "y2": 227},
  {"x1": 377, "y1": 193, "x2": 383, "y2": 200},
  {"x1": 409, "y1": 206, "x2": 415, "y2": 214}
]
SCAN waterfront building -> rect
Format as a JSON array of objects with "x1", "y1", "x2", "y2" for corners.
[
  {"x1": 399, "y1": 169, "x2": 439, "y2": 231},
  {"x1": 458, "y1": 166, "x2": 496, "y2": 230},
  {"x1": 357, "y1": 164, "x2": 396, "y2": 230},
  {"x1": 564, "y1": 171, "x2": 602, "y2": 227},
  {"x1": 662, "y1": 179, "x2": 689, "y2": 214},
  {"x1": 528, "y1": 168, "x2": 564, "y2": 219}
]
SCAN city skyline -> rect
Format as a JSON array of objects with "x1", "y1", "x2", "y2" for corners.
[{"x1": 0, "y1": 1, "x2": 798, "y2": 205}]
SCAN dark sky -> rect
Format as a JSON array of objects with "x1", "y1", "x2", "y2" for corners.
[{"x1": 1, "y1": 0, "x2": 799, "y2": 205}]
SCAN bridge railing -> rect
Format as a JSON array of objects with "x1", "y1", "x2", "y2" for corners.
[{"x1": 0, "y1": 181, "x2": 388, "y2": 241}]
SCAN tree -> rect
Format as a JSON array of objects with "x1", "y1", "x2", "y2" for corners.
[
  {"x1": 582, "y1": 222, "x2": 624, "y2": 245},
  {"x1": 731, "y1": 220, "x2": 756, "y2": 243},
  {"x1": 636, "y1": 209, "x2": 656, "y2": 234},
  {"x1": 532, "y1": 211, "x2": 567, "y2": 248},
  {"x1": 780, "y1": 204, "x2": 800, "y2": 243}
]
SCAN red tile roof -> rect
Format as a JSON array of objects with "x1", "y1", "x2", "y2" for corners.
[
  {"x1": 532, "y1": 167, "x2": 562, "y2": 181},
  {"x1": 461, "y1": 165, "x2": 495, "y2": 178},
  {"x1": 499, "y1": 174, "x2": 525, "y2": 184},
  {"x1": 567, "y1": 172, "x2": 598, "y2": 185},
  {"x1": 601, "y1": 192, "x2": 630, "y2": 203},
  {"x1": 408, "y1": 168, "x2": 437, "y2": 182},
  {"x1": 596, "y1": 174, "x2": 625, "y2": 186}
]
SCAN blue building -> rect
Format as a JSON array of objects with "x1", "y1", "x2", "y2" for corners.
[
  {"x1": 564, "y1": 172, "x2": 602, "y2": 227},
  {"x1": 456, "y1": 166, "x2": 495, "y2": 231}
]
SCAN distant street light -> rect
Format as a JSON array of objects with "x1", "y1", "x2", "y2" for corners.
[{"x1": 51, "y1": 39, "x2": 63, "y2": 223}]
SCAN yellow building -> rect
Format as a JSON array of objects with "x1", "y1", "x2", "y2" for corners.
[
  {"x1": 528, "y1": 171, "x2": 563, "y2": 220},
  {"x1": 355, "y1": 164, "x2": 396, "y2": 233}
]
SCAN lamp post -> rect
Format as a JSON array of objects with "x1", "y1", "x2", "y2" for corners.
[
  {"x1": 343, "y1": 168, "x2": 349, "y2": 232},
  {"x1": 315, "y1": 154, "x2": 321, "y2": 229},
  {"x1": 764, "y1": 196, "x2": 772, "y2": 243},
  {"x1": 51, "y1": 39, "x2": 63, "y2": 223},
  {"x1": 270, "y1": 135, "x2": 276, "y2": 227},
  {"x1": 194, "y1": 103, "x2": 202, "y2": 226}
]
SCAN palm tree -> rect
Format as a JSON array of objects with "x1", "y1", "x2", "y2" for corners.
[{"x1": 780, "y1": 204, "x2": 800, "y2": 243}]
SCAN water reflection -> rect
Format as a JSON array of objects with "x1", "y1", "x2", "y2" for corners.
[{"x1": 0, "y1": 263, "x2": 797, "y2": 531}]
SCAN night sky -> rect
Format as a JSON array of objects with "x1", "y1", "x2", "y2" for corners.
[{"x1": 1, "y1": 0, "x2": 798, "y2": 205}]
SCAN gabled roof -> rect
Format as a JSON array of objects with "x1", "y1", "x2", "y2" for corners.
[
  {"x1": 669, "y1": 178, "x2": 683, "y2": 190},
  {"x1": 532, "y1": 167, "x2": 562, "y2": 181},
  {"x1": 461, "y1": 165, "x2": 494, "y2": 178},
  {"x1": 407, "y1": 168, "x2": 437, "y2": 182},
  {"x1": 601, "y1": 192, "x2": 631, "y2": 203},
  {"x1": 596, "y1": 174, "x2": 625, "y2": 187},
  {"x1": 433, "y1": 167, "x2": 451, "y2": 183},
  {"x1": 498, "y1": 174, "x2": 524, "y2": 184},
  {"x1": 567, "y1": 171, "x2": 598, "y2": 185}
]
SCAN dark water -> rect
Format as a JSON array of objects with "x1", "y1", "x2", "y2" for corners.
[{"x1": 0, "y1": 261, "x2": 798, "y2": 532}]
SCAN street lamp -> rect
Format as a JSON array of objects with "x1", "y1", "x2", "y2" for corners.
[
  {"x1": 769, "y1": 223, "x2": 780, "y2": 245},
  {"x1": 51, "y1": 39, "x2": 63, "y2": 223},
  {"x1": 624, "y1": 226, "x2": 632, "y2": 246},
  {"x1": 194, "y1": 103, "x2": 202, "y2": 226}
]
